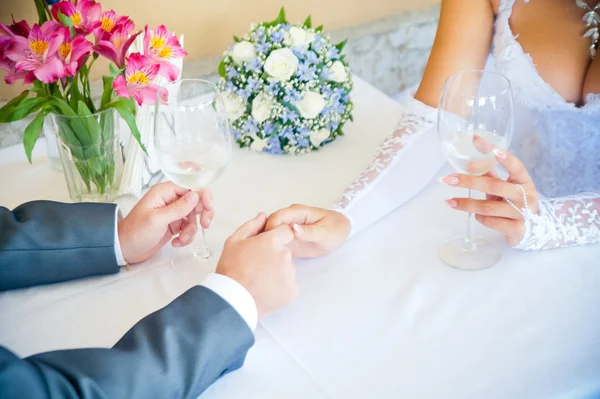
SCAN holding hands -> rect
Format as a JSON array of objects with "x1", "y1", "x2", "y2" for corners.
[{"x1": 441, "y1": 149, "x2": 539, "y2": 246}]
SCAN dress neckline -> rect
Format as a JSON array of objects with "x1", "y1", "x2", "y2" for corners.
[{"x1": 495, "y1": 0, "x2": 600, "y2": 111}]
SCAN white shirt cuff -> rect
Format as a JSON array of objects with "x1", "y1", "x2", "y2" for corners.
[
  {"x1": 114, "y1": 207, "x2": 126, "y2": 266},
  {"x1": 200, "y1": 273, "x2": 258, "y2": 331}
]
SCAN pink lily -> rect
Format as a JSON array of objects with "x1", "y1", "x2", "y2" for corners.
[
  {"x1": 0, "y1": 59, "x2": 36, "y2": 85},
  {"x1": 56, "y1": 27, "x2": 92, "y2": 76},
  {"x1": 93, "y1": 10, "x2": 134, "y2": 44},
  {"x1": 95, "y1": 23, "x2": 140, "y2": 68},
  {"x1": 52, "y1": 0, "x2": 101, "y2": 35},
  {"x1": 5, "y1": 21, "x2": 65, "y2": 84},
  {"x1": 143, "y1": 25, "x2": 187, "y2": 81},
  {"x1": 113, "y1": 53, "x2": 160, "y2": 105}
]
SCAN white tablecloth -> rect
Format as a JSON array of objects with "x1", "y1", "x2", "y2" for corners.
[{"x1": 1, "y1": 77, "x2": 599, "y2": 399}]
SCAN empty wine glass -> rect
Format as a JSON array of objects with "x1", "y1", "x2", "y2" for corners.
[
  {"x1": 438, "y1": 70, "x2": 514, "y2": 271},
  {"x1": 154, "y1": 79, "x2": 231, "y2": 272}
]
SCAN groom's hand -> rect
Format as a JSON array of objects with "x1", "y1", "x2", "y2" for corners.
[{"x1": 265, "y1": 205, "x2": 351, "y2": 258}]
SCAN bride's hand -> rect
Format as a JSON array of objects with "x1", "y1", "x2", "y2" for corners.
[
  {"x1": 441, "y1": 149, "x2": 539, "y2": 246},
  {"x1": 265, "y1": 205, "x2": 351, "y2": 258}
]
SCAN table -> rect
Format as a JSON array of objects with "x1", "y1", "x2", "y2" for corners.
[{"x1": 1, "y1": 77, "x2": 599, "y2": 399}]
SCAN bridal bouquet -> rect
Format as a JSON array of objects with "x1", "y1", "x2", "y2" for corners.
[
  {"x1": 0, "y1": 0, "x2": 185, "y2": 200},
  {"x1": 219, "y1": 9, "x2": 353, "y2": 155}
]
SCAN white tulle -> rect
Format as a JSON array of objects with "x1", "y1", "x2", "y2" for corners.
[{"x1": 332, "y1": 0, "x2": 600, "y2": 250}]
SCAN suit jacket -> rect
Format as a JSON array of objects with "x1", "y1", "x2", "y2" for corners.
[{"x1": 0, "y1": 201, "x2": 255, "y2": 398}]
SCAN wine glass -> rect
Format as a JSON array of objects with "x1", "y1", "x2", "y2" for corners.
[
  {"x1": 154, "y1": 79, "x2": 231, "y2": 271},
  {"x1": 437, "y1": 70, "x2": 514, "y2": 271}
]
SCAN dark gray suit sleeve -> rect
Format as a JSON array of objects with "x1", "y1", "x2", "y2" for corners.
[
  {"x1": 0, "y1": 285, "x2": 255, "y2": 399},
  {"x1": 0, "y1": 200, "x2": 120, "y2": 291}
]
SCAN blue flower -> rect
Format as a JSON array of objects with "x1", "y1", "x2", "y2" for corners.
[
  {"x1": 231, "y1": 129, "x2": 242, "y2": 140},
  {"x1": 266, "y1": 137, "x2": 283, "y2": 154},
  {"x1": 283, "y1": 89, "x2": 302, "y2": 104},
  {"x1": 321, "y1": 86, "x2": 334, "y2": 99},
  {"x1": 292, "y1": 47, "x2": 307, "y2": 59},
  {"x1": 279, "y1": 126, "x2": 295, "y2": 140},
  {"x1": 297, "y1": 138, "x2": 310, "y2": 148},
  {"x1": 266, "y1": 81, "x2": 280, "y2": 96},
  {"x1": 297, "y1": 62, "x2": 317, "y2": 82},
  {"x1": 327, "y1": 46, "x2": 340, "y2": 60},
  {"x1": 304, "y1": 50, "x2": 319, "y2": 65},
  {"x1": 246, "y1": 77, "x2": 260, "y2": 92},
  {"x1": 340, "y1": 94, "x2": 350, "y2": 104},
  {"x1": 319, "y1": 68, "x2": 332, "y2": 81},
  {"x1": 224, "y1": 81, "x2": 236, "y2": 91},
  {"x1": 237, "y1": 88, "x2": 251, "y2": 101},
  {"x1": 334, "y1": 101, "x2": 346, "y2": 115},
  {"x1": 312, "y1": 35, "x2": 324, "y2": 51},
  {"x1": 253, "y1": 27, "x2": 266, "y2": 41},
  {"x1": 329, "y1": 121, "x2": 340, "y2": 131},
  {"x1": 271, "y1": 31, "x2": 284, "y2": 43},
  {"x1": 255, "y1": 40, "x2": 270, "y2": 54},
  {"x1": 281, "y1": 23, "x2": 292, "y2": 32},
  {"x1": 320, "y1": 106, "x2": 332, "y2": 117},
  {"x1": 242, "y1": 118, "x2": 259, "y2": 135},
  {"x1": 245, "y1": 58, "x2": 262, "y2": 73},
  {"x1": 280, "y1": 108, "x2": 299, "y2": 123},
  {"x1": 263, "y1": 123, "x2": 276, "y2": 136},
  {"x1": 298, "y1": 127, "x2": 310, "y2": 137},
  {"x1": 226, "y1": 68, "x2": 239, "y2": 79}
]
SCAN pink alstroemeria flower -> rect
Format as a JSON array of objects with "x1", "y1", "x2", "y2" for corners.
[
  {"x1": 5, "y1": 21, "x2": 65, "y2": 84},
  {"x1": 93, "y1": 10, "x2": 134, "y2": 44},
  {"x1": 144, "y1": 25, "x2": 187, "y2": 81},
  {"x1": 95, "y1": 23, "x2": 140, "y2": 68},
  {"x1": 52, "y1": 0, "x2": 101, "y2": 35},
  {"x1": 0, "y1": 20, "x2": 34, "y2": 84},
  {"x1": 113, "y1": 53, "x2": 160, "y2": 105},
  {"x1": 56, "y1": 27, "x2": 92, "y2": 76}
]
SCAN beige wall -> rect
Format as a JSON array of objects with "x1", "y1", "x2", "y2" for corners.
[{"x1": 0, "y1": 0, "x2": 437, "y2": 99}]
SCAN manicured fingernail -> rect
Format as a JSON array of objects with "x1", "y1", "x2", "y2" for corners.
[
  {"x1": 292, "y1": 224, "x2": 303, "y2": 235},
  {"x1": 440, "y1": 175, "x2": 459, "y2": 185},
  {"x1": 186, "y1": 191, "x2": 198, "y2": 204},
  {"x1": 446, "y1": 199, "x2": 457, "y2": 208},
  {"x1": 492, "y1": 148, "x2": 507, "y2": 160}
]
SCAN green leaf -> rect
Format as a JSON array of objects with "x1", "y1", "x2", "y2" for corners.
[
  {"x1": 107, "y1": 99, "x2": 147, "y2": 153},
  {"x1": 34, "y1": 0, "x2": 48, "y2": 24},
  {"x1": 77, "y1": 101, "x2": 102, "y2": 145},
  {"x1": 335, "y1": 39, "x2": 348, "y2": 52},
  {"x1": 69, "y1": 78, "x2": 83, "y2": 111},
  {"x1": 218, "y1": 59, "x2": 228, "y2": 78},
  {"x1": 109, "y1": 63, "x2": 124, "y2": 78},
  {"x1": 3, "y1": 97, "x2": 52, "y2": 123},
  {"x1": 0, "y1": 90, "x2": 30, "y2": 123},
  {"x1": 303, "y1": 15, "x2": 312, "y2": 29},
  {"x1": 57, "y1": 11, "x2": 74, "y2": 28},
  {"x1": 315, "y1": 25, "x2": 324, "y2": 32},
  {"x1": 274, "y1": 8, "x2": 287, "y2": 25},
  {"x1": 233, "y1": 35, "x2": 242, "y2": 43},
  {"x1": 100, "y1": 76, "x2": 115, "y2": 109},
  {"x1": 23, "y1": 106, "x2": 51, "y2": 163},
  {"x1": 51, "y1": 97, "x2": 78, "y2": 116}
]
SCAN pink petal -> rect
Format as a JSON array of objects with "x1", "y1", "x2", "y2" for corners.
[
  {"x1": 70, "y1": 36, "x2": 92, "y2": 61},
  {"x1": 34, "y1": 57, "x2": 65, "y2": 83},
  {"x1": 157, "y1": 60, "x2": 179, "y2": 81},
  {"x1": 113, "y1": 74, "x2": 129, "y2": 98},
  {"x1": 40, "y1": 21, "x2": 60, "y2": 37},
  {"x1": 143, "y1": 25, "x2": 150, "y2": 56},
  {"x1": 95, "y1": 41, "x2": 119, "y2": 65},
  {"x1": 117, "y1": 30, "x2": 141, "y2": 67},
  {"x1": 136, "y1": 83, "x2": 159, "y2": 105}
]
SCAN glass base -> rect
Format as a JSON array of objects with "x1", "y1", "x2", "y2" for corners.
[
  {"x1": 170, "y1": 247, "x2": 212, "y2": 274},
  {"x1": 439, "y1": 236, "x2": 501, "y2": 271},
  {"x1": 194, "y1": 247, "x2": 212, "y2": 260}
]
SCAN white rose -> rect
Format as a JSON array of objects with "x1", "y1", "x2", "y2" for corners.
[
  {"x1": 289, "y1": 27, "x2": 315, "y2": 48},
  {"x1": 251, "y1": 92, "x2": 275, "y2": 123},
  {"x1": 328, "y1": 60, "x2": 348, "y2": 83},
  {"x1": 264, "y1": 48, "x2": 299, "y2": 81},
  {"x1": 295, "y1": 91, "x2": 326, "y2": 119},
  {"x1": 309, "y1": 128, "x2": 331, "y2": 147},
  {"x1": 231, "y1": 41, "x2": 256, "y2": 65},
  {"x1": 250, "y1": 135, "x2": 268, "y2": 152},
  {"x1": 222, "y1": 92, "x2": 246, "y2": 121}
]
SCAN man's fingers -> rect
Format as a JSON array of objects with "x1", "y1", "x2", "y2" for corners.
[
  {"x1": 492, "y1": 149, "x2": 532, "y2": 184},
  {"x1": 261, "y1": 224, "x2": 295, "y2": 246},
  {"x1": 231, "y1": 212, "x2": 268, "y2": 241},
  {"x1": 265, "y1": 205, "x2": 325, "y2": 231},
  {"x1": 172, "y1": 216, "x2": 198, "y2": 248},
  {"x1": 155, "y1": 191, "x2": 199, "y2": 225}
]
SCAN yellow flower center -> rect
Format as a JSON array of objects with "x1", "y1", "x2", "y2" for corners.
[
  {"x1": 71, "y1": 13, "x2": 82, "y2": 27},
  {"x1": 158, "y1": 46, "x2": 171, "y2": 59},
  {"x1": 128, "y1": 71, "x2": 150, "y2": 85},
  {"x1": 101, "y1": 17, "x2": 115, "y2": 32},
  {"x1": 29, "y1": 39, "x2": 49, "y2": 55},
  {"x1": 58, "y1": 42, "x2": 72, "y2": 59},
  {"x1": 150, "y1": 36, "x2": 166, "y2": 50}
]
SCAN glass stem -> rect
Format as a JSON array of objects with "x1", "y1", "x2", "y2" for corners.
[
  {"x1": 463, "y1": 188, "x2": 477, "y2": 252},
  {"x1": 193, "y1": 214, "x2": 212, "y2": 260}
]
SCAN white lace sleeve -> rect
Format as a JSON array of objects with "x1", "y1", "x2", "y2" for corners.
[
  {"x1": 515, "y1": 193, "x2": 600, "y2": 250},
  {"x1": 331, "y1": 93, "x2": 447, "y2": 235}
]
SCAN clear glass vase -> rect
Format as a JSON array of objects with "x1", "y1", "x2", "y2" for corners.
[{"x1": 52, "y1": 108, "x2": 124, "y2": 203}]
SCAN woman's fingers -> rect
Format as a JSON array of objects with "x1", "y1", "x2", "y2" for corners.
[
  {"x1": 447, "y1": 197, "x2": 521, "y2": 219},
  {"x1": 492, "y1": 149, "x2": 532, "y2": 185},
  {"x1": 441, "y1": 174, "x2": 522, "y2": 200},
  {"x1": 475, "y1": 214, "x2": 525, "y2": 245}
]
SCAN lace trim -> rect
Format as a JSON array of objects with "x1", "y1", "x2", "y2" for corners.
[
  {"x1": 515, "y1": 192, "x2": 600, "y2": 250},
  {"x1": 494, "y1": 0, "x2": 599, "y2": 113},
  {"x1": 331, "y1": 93, "x2": 437, "y2": 213}
]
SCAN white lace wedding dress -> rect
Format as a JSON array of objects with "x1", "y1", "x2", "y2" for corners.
[{"x1": 333, "y1": 0, "x2": 600, "y2": 251}]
